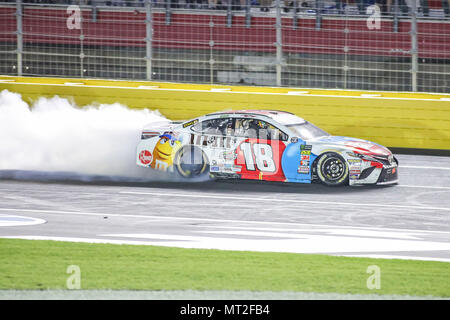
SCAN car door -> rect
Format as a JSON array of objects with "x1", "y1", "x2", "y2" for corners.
[
  {"x1": 189, "y1": 116, "x2": 239, "y2": 174},
  {"x1": 234, "y1": 118, "x2": 288, "y2": 181}
]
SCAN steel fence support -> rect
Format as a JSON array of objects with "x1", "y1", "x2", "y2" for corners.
[
  {"x1": 393, "y1": 0, "x2": 399, "y2": 32},
  {"x1": 410, "y1": 2, "x2": 418, "y2": 92},
  {"x1": 226, "y1": 1, "x2": 233, "y2": 27},
  {"x1": 146, "y1": 0, "x2": 153, "y2": 81},
  {"x1": 275, "y1": 0, "x2": 282, "y2": 86},
  {"x1": 16, "y1": 0, "x2": 23, "y2": 76},
  {"x1": 292, "y1": 0, "x2": 298, "y2": 30},
  {"x1": 315, "y1": 0, "x2": 322, "y2": 30},
  {"x1": 245, "y1": 0, "x2": 251, "y2": 28},
  {"x1": 80, "y1": 13, "x2": 85, "y2": 79},
  {"x1": 165, "y1": 0, "x2": 172, "y2": 25}
]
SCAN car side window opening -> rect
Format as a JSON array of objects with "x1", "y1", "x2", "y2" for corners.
[
  {"x1": 286, "y1": 122, "x2": 329, "y2": 140},
  {"x1": 192, "y1": 118, "x2": 235, "y2": 136},
  {"x1": 235, "y1": 118, "x2": 288, "y2": 141}
]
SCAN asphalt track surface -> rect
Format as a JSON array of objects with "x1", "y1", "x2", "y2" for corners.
[{"x1": 0, "y1": 154, "x2": 449, "y2": 262}]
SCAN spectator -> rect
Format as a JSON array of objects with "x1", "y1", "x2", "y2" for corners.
[
  {"x1": 394, "y1": 0, "x2": 410, "y2": 15},
  {"x1": 259, "y1": 0, "x2": 272, "y2": 11},
  {"x1": 334, "y1": 0, "x2": 346, "y2": 13},
  {"x1": 219, "y1": 0, "x2": 245, "y2": 9},
  {"x1": 186, "y1": 0, "x2": 206, "y2": 8},
  {"x1": 283, "y1": 0, "x2": 303, "y2": 12},
  {"x1": 376, "y1": 0, "x2": 388, "y2": 14},
  {"x1": 208, "y1": 0, "x2": 218, "y2": 8}
]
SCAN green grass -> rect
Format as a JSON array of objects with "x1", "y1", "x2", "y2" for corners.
[{"x1": 1, "y1": 239, "x2": 449, "y2": 297}]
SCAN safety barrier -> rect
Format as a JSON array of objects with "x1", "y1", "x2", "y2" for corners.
[{"x1": 1, "y1": 76, "x2": 449, "y2": 150}]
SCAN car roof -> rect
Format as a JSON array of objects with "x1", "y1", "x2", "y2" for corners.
[
  {"x1": 207, "y1": 109, "x2": 294, "y2": 118},
  {"x1": 206, "y1": 109, "x2": 305, "y2": 125}
]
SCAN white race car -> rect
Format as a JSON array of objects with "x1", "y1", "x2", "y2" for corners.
[{"x1": 136, "y1": 110, "x2": 398, "y2": 186}]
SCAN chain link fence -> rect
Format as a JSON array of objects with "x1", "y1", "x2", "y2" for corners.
[{"x1": 1, "y1": 0, "x2": 449, "y2": 92}]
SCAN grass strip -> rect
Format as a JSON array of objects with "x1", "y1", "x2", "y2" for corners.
[{"x1": 0, "y1": 239, "x2": 448, "y2": 297}]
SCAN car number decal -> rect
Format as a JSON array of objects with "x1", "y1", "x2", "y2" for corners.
[{"x1": 235, "y1": 139, "x2": 286, "y2": 181}]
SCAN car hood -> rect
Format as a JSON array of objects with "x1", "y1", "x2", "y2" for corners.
[{"x1": 309, "y1": 136, "x2": 392, "y2": 156}]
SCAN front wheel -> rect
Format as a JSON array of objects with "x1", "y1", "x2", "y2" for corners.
[
  {"x1": 174, "y1": 145, "x2": 210, "y2": 179},
  {"x1": 316, "y1": 152, "x2": 349, "y2": 186}
]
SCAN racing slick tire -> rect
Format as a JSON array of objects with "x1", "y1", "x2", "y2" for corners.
[
  {"x1": 174, "y1": 145, "x2": 210, "y2": 179},
  {"x1": 316, "y1": 152, "x2": 349, "y2": 186}
]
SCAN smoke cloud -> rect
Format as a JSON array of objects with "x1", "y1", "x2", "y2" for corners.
[{"x1": 0, "y1": 89, "x2": 169, "y2": 182}]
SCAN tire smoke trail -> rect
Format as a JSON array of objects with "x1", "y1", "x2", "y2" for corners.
[{"x1": 0, "y1": 89, "x2": 169, "y2": 181}]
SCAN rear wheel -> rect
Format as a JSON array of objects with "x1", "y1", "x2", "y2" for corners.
[
  {"x1": 316, "y1": 152, "x2": 349, "y2": 186},
  {"x1": 174, "y1": 145, "x2": 210, "y2": 179}
]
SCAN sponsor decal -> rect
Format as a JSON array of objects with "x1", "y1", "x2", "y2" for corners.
[
  {"x1": 153, "y1": 159, "x2": 169, "y2": 171},
  {"x1": 297, "y1": 166, "x2": 310, "y2": 174},
  {"x1": 301, "y1": 155, "x2": 310, "y2": 161},
  {"x1": 221, "y1": 150, "x2": 238, "y2": 161},
  {"x1": 301, "y1": 150, "x2": 311, "y2": 156},
  {"x1": 210, "y1": 166, "x2": 220, "y2": 172},
  {"x1": 147, "y1": 134, "x2": 182, "y2": 171},
  {"x1": 183, "y1": 119, "x2": 199, "y2": 128},
  {"x1": 190, "y1": 134, "x2": 234, "y2": 149},
  {"x1": 301, "y1": 160, "x2": 310, "y2": 166},
  {"x1": 139, "y1": 150, "x2": 153, "y2": 165},
  {"x1": 350, "y1": 169, "x2": 361, "y2": 174},
  {"x1": 348, "y1": 159, "x2": 362, "y2": 165},
  {"x1": 300, "y1": 144, "x2": 312, "y2": 151}
]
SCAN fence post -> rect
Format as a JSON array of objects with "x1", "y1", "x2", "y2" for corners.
[
  {"x1": 80, "y1": 9, "x2": 85, "y2": 78},
  {"x1": 16, "y1": 0, "x2": 23, "y2": 76},
  {"x1": 315, "y1": 0, "x2": 322, "y2": 30},
  {"x1": 410, "y1": 2, "x2": 418, "y2": 92},
  {"x1": 293, "y1": 0, "x2": 298, "y2": 30},
  {"x1": 393, "y1": 0, "x2": 399, "y2": 32},
  {"x1": 226, "y1": 1, "x2": 233, "y2": 27},
  {"x1": 165, "y1": 0, "x2": 172, "y2": 25},
  {"x1": 245, "y1": 0, "x2": 251, "y2": 28},
  {"x1": 146, "y1": 0, "x2": 153, "y2": 81},
  {"x1": 275, "y1": 0, "x2": 282, "y2": 86}
]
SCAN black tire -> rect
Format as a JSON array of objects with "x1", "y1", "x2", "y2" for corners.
[
  {"x1": 174, "y1": 145, "x2": 210, "y2": 179},
  {"x1": 316, "y1": 152, "x2": 349, "y2": 186}
]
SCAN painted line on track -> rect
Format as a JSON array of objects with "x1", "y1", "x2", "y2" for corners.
[
  {"x1": 340, "y1": 254, "x2": 450, "y2": 263},
  {"x1": 401, "y1": 165, "x2": 450, "y2": 170},
  {"x1": 398, "y1": 185, "x2": 450, "y2": 190},
  {"x1": 0, "y1": 206, "x2": 449, "y2": 235}
]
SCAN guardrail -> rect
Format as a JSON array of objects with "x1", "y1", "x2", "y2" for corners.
[{"x1": 1, "y1": 76, "x2": 449, "y2": 150}]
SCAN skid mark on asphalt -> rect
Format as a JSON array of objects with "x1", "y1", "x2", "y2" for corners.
[{"x1": 120, "y1": 191, "x2": 450, "y2": 212}]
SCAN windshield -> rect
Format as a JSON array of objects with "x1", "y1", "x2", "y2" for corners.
[{"x1": 286, "y1": 122, "x2": 330, "y2": 140}]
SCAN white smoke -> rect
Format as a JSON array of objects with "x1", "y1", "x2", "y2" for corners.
[{"x1": 0, "y1": 89, "x2": 168, "y2": 181}]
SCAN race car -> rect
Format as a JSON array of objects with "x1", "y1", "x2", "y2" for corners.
[{"x1": 136, "y1": 110, "x2": 398, "y2": 186}]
